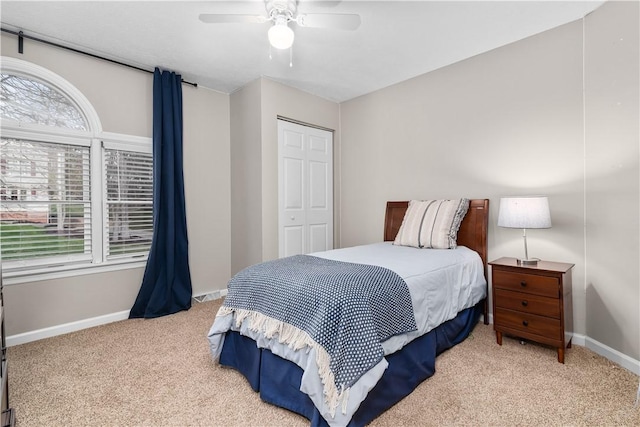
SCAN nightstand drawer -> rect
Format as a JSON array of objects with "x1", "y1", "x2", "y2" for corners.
[
  {"x1": 493, "y1": 270, "x2": 559, "y2": 298},
  {"x1": 494, "y1": 289, "x2": 561, "y2": 318},
  {"x1": 495, "y1": 308, "x2": 562, "y2": 340}
]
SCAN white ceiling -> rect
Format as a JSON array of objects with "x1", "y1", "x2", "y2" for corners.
[{"x1": 0, "y1": 1, "x2": 604, "y2": 103}]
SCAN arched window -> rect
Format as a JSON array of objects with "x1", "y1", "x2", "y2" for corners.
[
  {"x1": 1, "y1": 73, "x2": 88, "y2": 129},
  {"x1": 0, "y1": 57, "x2": 153, "y2": 279}
]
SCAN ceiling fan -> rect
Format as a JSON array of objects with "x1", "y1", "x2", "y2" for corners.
[{"x1": 199, "y1": 0, "x2": 361, "y2": 50}]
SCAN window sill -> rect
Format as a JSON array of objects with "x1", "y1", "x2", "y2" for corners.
[{"x1": 3, "y1": 258, "x2": 148, "y2": 286}]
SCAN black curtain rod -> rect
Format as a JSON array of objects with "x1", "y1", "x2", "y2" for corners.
[{"x1": 1, "y1": 28, "x2": 198, "y2": 88}]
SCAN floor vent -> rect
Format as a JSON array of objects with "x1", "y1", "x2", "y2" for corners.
[{"x1": 192, "y1": 289, "x2": 227, "y2": 303}]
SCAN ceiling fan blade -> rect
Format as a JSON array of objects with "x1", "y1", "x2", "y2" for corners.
[
  {"x1": 296, "y1": 13, "x2": 361, "y2": 30},
  {"x1": 199, "y1": 14, "x2": 268, "y2": 24}
]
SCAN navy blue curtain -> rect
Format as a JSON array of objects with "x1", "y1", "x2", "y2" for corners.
[{"x1": 129, "y1": 68, "x2": 192, "y2": 318}]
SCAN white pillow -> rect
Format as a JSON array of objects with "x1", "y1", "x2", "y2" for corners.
[{"x1": 393, "y1": 199, "x2": 469, "y2": 249}]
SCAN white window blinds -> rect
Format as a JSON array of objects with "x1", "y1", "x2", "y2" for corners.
[
  {"x1": 104, "y1": 147, "x2": 153, "y2": 260},
  {"x1": 0, "y1": 137, "x2": 92, "y2": 264}
]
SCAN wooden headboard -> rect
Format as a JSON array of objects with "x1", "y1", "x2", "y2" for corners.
[
  {"x1": 384, "y1": 199, "x2": 490, "y2": 324},
  {"x1": 383, "y1": 199, "x2": 490, "y2": 269}
]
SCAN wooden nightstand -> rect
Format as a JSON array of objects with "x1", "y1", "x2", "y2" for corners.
[{"x1": 489, "y1": 257, "x2": 574, "y2": 363}]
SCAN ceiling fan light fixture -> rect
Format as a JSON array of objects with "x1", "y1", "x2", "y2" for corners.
[{"x1": 268, "y1": 18, "x2": 294, "y2": 49}]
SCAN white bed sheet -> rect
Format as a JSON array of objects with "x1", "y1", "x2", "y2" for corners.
[
  {"x1": 312, "y1": 242, "x2": 487, "y2": 353},
  {"x1": 209, "y1": 242, "x2": 486, "y2": 427}
]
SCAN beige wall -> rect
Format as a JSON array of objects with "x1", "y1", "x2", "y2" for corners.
[
  {"x1": 229, "y1": 78, "x2": 340, "y2": 275},
  {"x1": 339, "y1": 2, "x2": 639, "y2": 362},
  {"x1": 1, "y1": 33, "x2": 231, "y2": 335},
  {"x1": 230, "y1": 79, "x2": 263, "y2": 274},
  {"x1": 183, "y1": 85, "x2": 231, "y2": 297},
  {"x1": 584, "y1": 1, "x2": 640, "y2": 361}
]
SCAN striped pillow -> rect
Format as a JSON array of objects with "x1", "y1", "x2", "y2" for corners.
[{"x1": 393, "y1": 199, "x2": 470, "y2": 249}]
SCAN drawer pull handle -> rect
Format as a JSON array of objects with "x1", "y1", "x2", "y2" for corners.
[
  {"x1": 520, "y1": 281, "x2": 527, "y2": 287},
  {"x1": 521, "y1": 300, "x2": 528, "y2": 307},
  {"x1": 522, "y1": 320, "x2": 529, "y2": 327}
]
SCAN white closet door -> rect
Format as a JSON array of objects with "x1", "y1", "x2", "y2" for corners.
[{"x1": 278, "y1": 119, "x2": 333, "y2": 258}]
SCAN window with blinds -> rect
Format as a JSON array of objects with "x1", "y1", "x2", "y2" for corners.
[
  {"x1": 1, "y1": 60, "x2": 153, "y2": 277},
  {"x1": 0, "y1": 137, "x2": 92, "y2": 264},
  {"x1": 104, "y1": 148, "x2": 153, "y2": 259}
]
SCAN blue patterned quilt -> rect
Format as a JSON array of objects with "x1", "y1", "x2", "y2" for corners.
[{"x1": 220, "y1": 254, "x2": 417, "y2": 411}]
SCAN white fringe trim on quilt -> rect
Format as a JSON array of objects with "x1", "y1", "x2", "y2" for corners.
[{"x1": 217, "y1": 306, "x2": 349, "y2": 417}]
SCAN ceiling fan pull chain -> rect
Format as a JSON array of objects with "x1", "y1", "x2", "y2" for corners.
[{"x1": 289, "y1": 46, "x2": 293, "y2": 68}]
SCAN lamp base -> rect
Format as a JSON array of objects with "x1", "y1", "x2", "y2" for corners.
[{"x1": 517, "y1": 258, "x2": 538, "y2": 266}]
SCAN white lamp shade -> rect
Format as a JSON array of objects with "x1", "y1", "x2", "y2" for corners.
[
  {"x1": 268, "y1": 21, "x2": 295, "y2": 49},
  {"x1": 498, "y1": 196, "x2": 552, "y2": 229}
]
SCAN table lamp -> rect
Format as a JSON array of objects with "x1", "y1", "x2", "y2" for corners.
[{"x1": 497, "y1": 196, "x2": 552, "y2": 266}]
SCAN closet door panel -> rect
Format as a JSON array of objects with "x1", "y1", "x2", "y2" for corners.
[{"x1": 278, "y1": 120, "x2": 333, "y2": 257}]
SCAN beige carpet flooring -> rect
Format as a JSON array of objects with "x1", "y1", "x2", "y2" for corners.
[{"x1": 8, "y1": 298, "x2": 640, "y2": 426}]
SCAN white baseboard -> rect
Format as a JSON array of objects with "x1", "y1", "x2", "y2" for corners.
[
  {"x1": 572, "y1": 333, "x2": 640, "y2": 376},
  {"x1": 7, "y1": 290, "x2": 229, "y2": 347},
  {"x1": 7, "y1": 310, "x2": 130, "y2": 347}
]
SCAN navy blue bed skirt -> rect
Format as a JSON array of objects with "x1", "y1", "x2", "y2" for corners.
[{"x1": 220, "y1": 303, "x2": 483, "y2": 427}]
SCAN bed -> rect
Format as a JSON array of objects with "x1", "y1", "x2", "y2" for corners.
[{"x1": 208, "y1": 199, "x2": 489, "y2": 426}]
